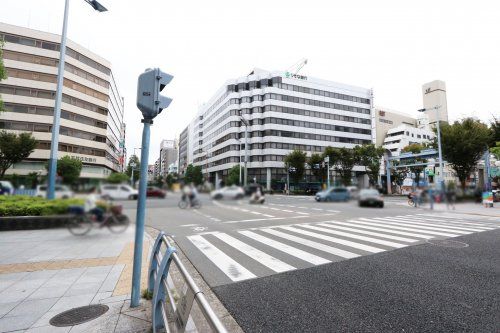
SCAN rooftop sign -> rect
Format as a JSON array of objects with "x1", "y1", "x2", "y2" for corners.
[{"x1": 284, "y1": 71, "x2": 307, "y2": 80}]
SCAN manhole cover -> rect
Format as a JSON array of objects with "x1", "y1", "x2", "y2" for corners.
[
  {"x1": 50, "y1": 304, "x2": 109, "y2": 327},
  {"x1": 426, "y1": 239, "x2": 469, "y2": 248}
]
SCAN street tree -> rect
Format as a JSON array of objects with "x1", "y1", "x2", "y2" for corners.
[
  {"x1": 284, "y1": 150, "x2": 307, "y2": 185},
  {"x1": 355, "y1": 144, "x2": 384, "y2": 186},
  {"x1": 107, "y1": 172, "x2": 129, "y2": 184},
  {"x1": 0, "y1": 39, "x2": 6, "y2": 113},
  {"x1": 226, "y1": 165, "x2": 241, "y2": 186},
  {"x1": 401, "y1": 143, "x2": 427, "y2": 187},
  {"x1": 324, "y1": 147, "x2": 358, "y2": 186},
  {"x1": 390, "y1": 160, "x2": 409, "y2": 189},
  {"x1": 165, "y1": 172, "x2": 179, "y2": 189},
  {"x1": 490, "y1": 116, "x2": 500, "y2": 146},
  {"x1": 184, "y1": 164, "x2": 203, "y2": 186},
  {"x1": 308, "y1": 153, "x2": 325, "y2": 183},
  {"x1": 439, "y1": 118, "x2": 492, "y2": 191},
  {"x1": 0, "y1": 131, "x2": 37, "y2": 179},
  {"x1": 126, "y1": 155, "x2": 140, "y2": 183},
  {"x1": 52, "y1": 156, "x2": 82, "y2": 185}
]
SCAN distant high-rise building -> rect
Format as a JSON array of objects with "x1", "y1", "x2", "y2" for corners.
[
  {"x1": 159, "y1": 139, "x2": 178, "y2": 177},
  {"x1": 422, "y1": 80, "x2": 448, "y2": 124}
]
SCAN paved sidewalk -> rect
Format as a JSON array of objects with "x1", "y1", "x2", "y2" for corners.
[{"x1": 0, "y1": 227, "x2": 152, "y2": 332}]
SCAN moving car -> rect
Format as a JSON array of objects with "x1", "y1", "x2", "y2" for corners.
[
  {"x1": 315, "y1": 187, "x2": 350, "y2": 202},
  {"x1": 99, "y1": 184, "x2": 138, "y2": 200},
  {"x1": 346, "y1": 186, "x2": 359, "y2": 199},
  {"x1": 358, "y1": 188, "x2": 384, "y2": 208},
  {"x1": 147, "y1": 186, "x2": 166, "y2": 198},
  {"x1": 211, "y1": 185, "x2": 245, "y2": 200},
  {"x1": 35, "y1": 185, "x2": 74, "y2": 199},
  {"x1": 0, "y1": 181, "x2": 14, "y2": 195}
]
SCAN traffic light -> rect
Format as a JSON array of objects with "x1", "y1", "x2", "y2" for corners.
[{"x1": 136, "y1": 68, "x2": 173, "y2": 120}]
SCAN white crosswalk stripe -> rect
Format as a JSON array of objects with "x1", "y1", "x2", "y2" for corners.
[
  {"x1": 185, "y1": 213, "x2": 498, "y2": 284},
  {"x1": 187, "y1": 235, "x2": 256, "y2": 281},
  {"x1": 239, "y1": 230, "x2": 331, "y2": 265},
  {"x1": 213, "y1": 233, "x2": 295, "y2": 273}
]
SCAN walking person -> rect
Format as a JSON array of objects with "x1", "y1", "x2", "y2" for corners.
[{"x1": 445, "y1": 186, "x2": 456, "y2": 210}]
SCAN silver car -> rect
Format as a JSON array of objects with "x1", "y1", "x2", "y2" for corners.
[{"x1": 358, "y1": 189, "x2": 384, "y2": 208}]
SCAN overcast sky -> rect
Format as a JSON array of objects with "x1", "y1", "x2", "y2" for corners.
[{"x1": 2, "y1": 0, "x2": 499, "y2": 162}]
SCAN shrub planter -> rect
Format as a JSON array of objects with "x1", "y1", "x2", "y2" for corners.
[{"x1": 0, "y1": 215, "x2": 72, "y2": 231}]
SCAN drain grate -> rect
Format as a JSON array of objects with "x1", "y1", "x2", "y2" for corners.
[
  {"x1": 50, "y1": 304, "x2": 109, "y2": 327},
  {"x1": 426, "y1": 239, "x2": 469, "y2": 248}
]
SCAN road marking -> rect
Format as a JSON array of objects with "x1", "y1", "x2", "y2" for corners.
[
  {"x1": 345, "y1": 220, "x2": 434, "y2": 239},
  {"x1": 281, "y1": 209, "x2": 294, "y2": 213},
  {"x1": 373, "y1": 217, "x2": 470, "y2": 235},
  {"x1": 312, "y1": 208, "x2": 323, "y2": 211},
  {"x1": 280, "y1": 226, "x2": 385, "y2": 253},
  {"x1": 239, "y1": 230, "x2": 330, "y2": 265},
  {"x1": 416, "y1": 214, "x2": 496, "y2": 227},
  {"x1": 187, "y1": 235, "x2": 256, "y2": 282},
  {"x1": 213, "y1": 233, "x2": 295, "y2": 273},
  {"x1": 358, "y1": 218, "x2": 460, "y2": 237},
  {"x1": 393, "y1": 216, "x2": 490, "y2": 232},
  {"x1": 295, "y1": 211, "x2": 310, "y2": 215},
  {"x1": 261, "y1": 228, "x2": 359, "y2": 259},
  {"x1": 297, "y1": 224, "x2": 407, "y2": 249},
  {"x1": 180, "y1": 224, "x2": 199, "y2": 227},
  {"x1": 315, "y1": 222, "x2": 419, "y2": 243}
]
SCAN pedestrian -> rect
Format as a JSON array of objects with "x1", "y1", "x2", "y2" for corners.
[{"x1": 445, "y1": 187, "x2": 456, "y2": 210}]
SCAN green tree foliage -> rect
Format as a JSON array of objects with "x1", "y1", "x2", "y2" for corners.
[
  {"x1": 50, "y1": 155, "x2": 82, "y2": 185},
  {"x1": 491, "y1": 142, "x2": 500, "y2": 160},
  {"x1": 166, "y1": 172, "x2": 179, "y2": 189},
  {"x1": 324, "y1": 147, "x2": 358, "y2": 186},
  {"x1": 184, "y1": 164, "x2": 204, "y2": 186},
  {"x1": 490, "y1": 116, "x2": 500, "y2": 146},
  {"x1": 439, "y1": 118, "x2": 492, "y2": 190},
  {"x1": 226, "y1": 165, "x2": 241, "y2": 186},
  {"x1": 390, "y1": 160, "x2": 409, "y2": 187},
  {"x1": 126, "y1": 155, "x2": 140, "y2": 183},
  {"x1": 0, "y1": 39, "x2": 7, "y2": 113},
  {"x1": 0, "y1": 131, "x2": 37, "y2": 178},
  {"x1": 355, "y1": 144, "x2": 384, "y2": 186},
  {"x1": 401, "y1": 143, "x2": 427, "y2": 186},
  {"x1": 107, "y1": 172, "x2": 129, "y2": 184},
  {"x1": 308, "y1": 153, "x2": 325, "y2": 183},
  {"x1": 284, "y1": 150, "x2": 307, "y2": 184}
]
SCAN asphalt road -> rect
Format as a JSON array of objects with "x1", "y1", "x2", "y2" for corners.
[{"x1": 121, "y1": 193, "x2": 500, "y2": 332}]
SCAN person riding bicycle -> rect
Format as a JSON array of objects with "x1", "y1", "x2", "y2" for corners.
[{"x1": 85, "y1": 191, "x2": 105, "y2": 221}]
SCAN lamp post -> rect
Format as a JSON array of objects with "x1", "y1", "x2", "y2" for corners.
[
  {"x1": 418, "y1": 106, "x2": 444, "y2": 191},
  {"x1": 238, "y1": 137, "x2": 242, "y2": 185},
  {"x1": 130, "y1": 148, "x2": 141, "y2": 188},
  {"x1": 47, "y1": 0, "x2": 107, "y2": 199},
  {"x1": 324, "y1": 156, "x2": 330, "y2": 188},
  {"x1": 240, "y1": 116, "x2": 249, "y2": 187}
]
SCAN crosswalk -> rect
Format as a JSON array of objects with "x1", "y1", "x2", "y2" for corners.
[{"x1": 186, "y1": 213, "x2": 499, "y2": 283}]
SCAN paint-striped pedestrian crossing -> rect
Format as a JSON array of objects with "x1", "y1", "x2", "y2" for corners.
[{"x1": 186, "y1": 213, "x2": 498, "y2": 284}]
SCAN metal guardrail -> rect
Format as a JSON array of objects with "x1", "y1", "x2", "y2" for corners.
[{"x1": 148, "y1": 231, "x2": 228, "y2": 333}]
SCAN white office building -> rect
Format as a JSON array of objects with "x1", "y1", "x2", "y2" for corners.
[
  {"x1": 0, "y1": 23, "x2": 125, "y2": 183},
  {"x1": 186, "y1": 68, "x2": 374, "y2": 190}
]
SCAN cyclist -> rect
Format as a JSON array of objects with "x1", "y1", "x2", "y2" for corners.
[{"x1": 84, "y1": 190, "x2": 104, "y2": 221}]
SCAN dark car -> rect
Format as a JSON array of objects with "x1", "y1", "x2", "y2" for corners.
[
  {"x1": 358, "y1": 189, "x2": 384, "y2": 208},
  {"x1": 147, "y1": 186, "x2": 166, "y2": 198}
]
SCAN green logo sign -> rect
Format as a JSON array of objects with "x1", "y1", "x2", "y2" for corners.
[{"x1": 285, "y1": 71, "x2": 291, "y2": 78}]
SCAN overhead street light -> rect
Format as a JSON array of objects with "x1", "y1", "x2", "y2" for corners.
[
  {"x1": 46, "y1": 0, "x2": 108, "y2": 199},
  {"x1": 418, "y1": 106, "x2": 444, "y2": 191}
]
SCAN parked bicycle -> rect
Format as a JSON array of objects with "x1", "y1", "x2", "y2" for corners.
[
  {"x1": 67, "y1": 202, "x2": 130, "y2": 236},
  {"x1": 178, "y1": 195, "x2": 201, "y2": 209}
]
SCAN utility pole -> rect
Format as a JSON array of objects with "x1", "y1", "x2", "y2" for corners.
[
  {"x1": 324, "y1": 156, "x2": 330, "y2": 188},
  {"x1": 132, "y1": 68, "x2": 173, "y2": 307},
  {"x1": 240, "y1": 117, "x2": 249, "y2": 187}
]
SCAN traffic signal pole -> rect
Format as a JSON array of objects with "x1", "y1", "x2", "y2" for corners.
[{"x1": 130, "y1": 120, "x2": 151, "y2": 307}]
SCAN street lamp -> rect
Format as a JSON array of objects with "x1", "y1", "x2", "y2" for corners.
[
  {"x1": 130, "y1": 148, "x2": 141, "y2": 188},
  {"x1": 237, "y1": 136, "x2": 242, "y2": 185},
  {"x1": 240, "y1": 116, "x2": 250, "y2": 187},
  {"x1": 46, "y1": 0, "x2": 107, "y2": 199},
  {"x1": 418, "y1": 106, "x2": 444, "y2": 191}
]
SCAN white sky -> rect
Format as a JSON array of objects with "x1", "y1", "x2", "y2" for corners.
[{"x1": 2, "y1": 0, "x2": 500, "y2": 162}]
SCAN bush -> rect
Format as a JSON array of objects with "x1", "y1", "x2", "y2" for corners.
[{"x1": 0, "y1": 196, "x2": 84, "y2": 217}]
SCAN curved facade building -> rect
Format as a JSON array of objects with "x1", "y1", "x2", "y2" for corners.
[
  {"x1": 188, "y1": 68, "x2": 373, "y2": 189},
  {"x1": 0, "y1": 23, "x2": 125, "y2": 182}
]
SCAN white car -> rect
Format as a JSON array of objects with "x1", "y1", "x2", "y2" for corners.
[
  {"x1": 99, "y1": 184, "x2": 138, "y2": 200},
  {"x1": 0, "y1": 181, "x2": 14, "y2": 195},
  {"x1": 211, "y1": 185, "x2": 245, "y2": 200},
  {"x1": 36, "y1": 185, "x2": 74, "y2": 199}
]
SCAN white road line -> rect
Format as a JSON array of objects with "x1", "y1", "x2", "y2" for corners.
[
  {"x1": 312, "y1": 208, "x2": 324, "y2": 211},
  {"x1": 211, "y1": 218, "x2": 221, "y2": 222},
  {"x1": 261, "y1": 214, "x2": 275, "y2": 218},
  {"x1": 327, "y1": 210, "x2": 340, "y2": 213},
  {"x1": 345, "y1": 220, "x2": 434, "y2": 239},
  {"x1": 187, "y1": 235, "x2": 256, "y2": 282},
  {"x1": 297, "y1": 224, "x2": 407, "y2": 249},
  {"x1": 238, "y1": 230, "x2": 330, "y2": 265},
  {"x1": 393, "y1": 216, "x2": 491, "y2": 232},
  {"x1": 213, "y1": 233, "x2": 295, "y2": 273},
  {"x1": 295, "y1": 211, "x2": 310, "y2": 215},
  {"x1": 373, "y1": 217, "x2": 470, "y2": 235},
  {"x1": 281, "y1": 209, "x2": 294, "y2": 213},
  {"x1": 261, "y1": 228, "x2": 359, "y2": 259},
  {"x1": 358, "y1": 218, "x2": 460, "y2": 237},
  {"x1": 416, "y1": 214, "x2": 495, "y2": 227},
  {"x1": 280, "y1": 226, "x2": 384, "y2": 253},
  {"x1": 315, "y1": 222, "x2": 418, "y2": 243},
  {"x1": 180, "y1": 224, "x2": 199, "y2": 227}
]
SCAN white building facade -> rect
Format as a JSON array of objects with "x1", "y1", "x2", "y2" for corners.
[
  {"x1": 187, "y1": 68, "x2": 374, "y2": 190},
  {"x1": 0, "y1": 23, "x2": 125, "y2": 182}
]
